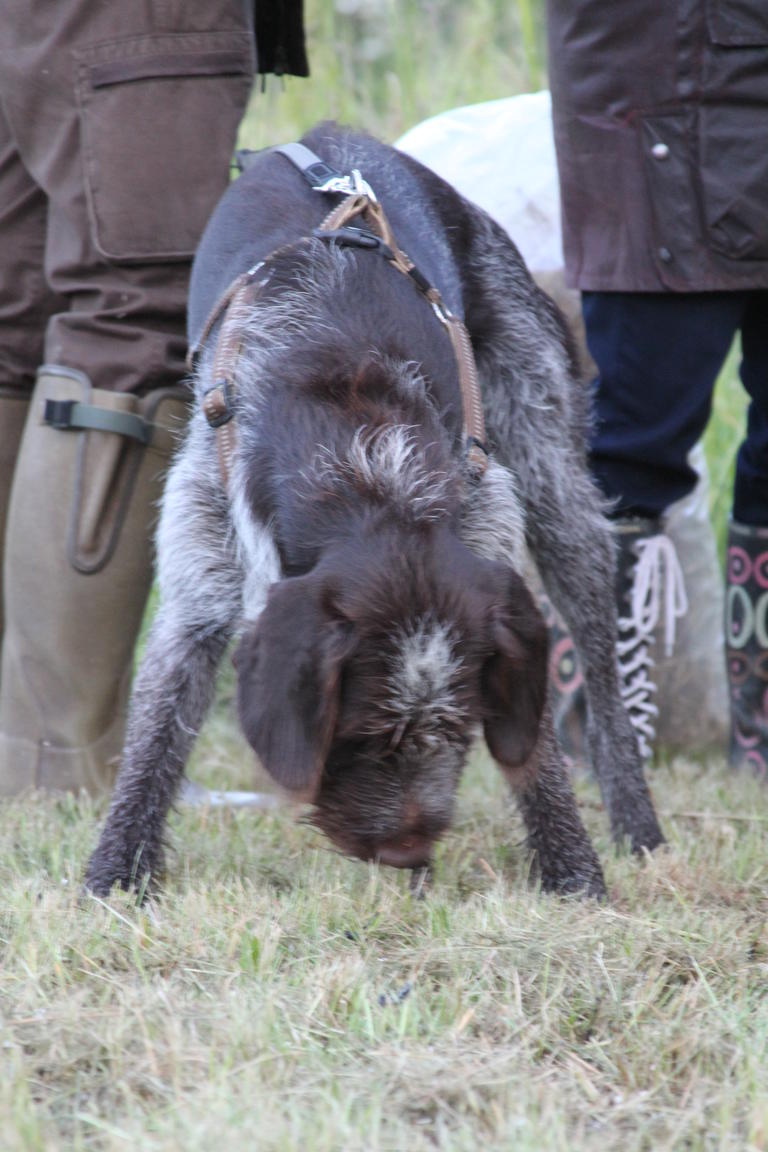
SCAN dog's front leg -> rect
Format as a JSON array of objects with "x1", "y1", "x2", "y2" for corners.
[
  {"x1": 524, "y1": 502, "x2": 665, "y2": 855},
  {"x1": 460, "y1": 210, "x2": 664, "y2": 854},
  {"x1": 84, "y1": 610, "x2": 230, "y2": 897},
  {"x1": 508, "y1": 706, "x2": 606, "y2": 898},
  {"x1": 84, "y1": 428, "x2": 257, "y2": 897}
]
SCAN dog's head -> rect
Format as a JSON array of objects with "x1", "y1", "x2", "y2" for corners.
[{"x1": 233, "y1": 525, "x2": 547, "y2": 870}]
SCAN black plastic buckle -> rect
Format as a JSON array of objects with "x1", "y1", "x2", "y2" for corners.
[
  {"x1": 43, "y1": 399, "x2": 77, "y2": 429},
  {"x1": 407, "y1": 263, "x2": 433, "y2": 295},
  {"x1": 313, "y1": 226, "x2": 394, "y2": 261},
  {"x1": 203, "y1": 379, "x2": 234, "y2": 429},
  {"x1": 305, "y1": 159, "x2": 343, "y2": 188}
]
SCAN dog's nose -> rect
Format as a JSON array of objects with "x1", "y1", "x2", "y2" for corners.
[{"x1": 375, "y1": 833, "x2": 433, "y2": 870}]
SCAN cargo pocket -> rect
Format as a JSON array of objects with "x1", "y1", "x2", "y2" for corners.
[
  {"x1": 700, "y1": 2, "x2": 768, "y2": 261},
  {"x1": 75, "y1": 31, "x2": 254, "y2": 263}
]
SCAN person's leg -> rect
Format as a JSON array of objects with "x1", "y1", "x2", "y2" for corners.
[
  {"x1": 0, "y1": 98, "x2": 65, "y2": 392},
  {"x1": 733, "y1": 292, "x2": 768, "y2": 527},
  {"x1": 0, "y1": 0, "x2": 255, "y2": 394},
  {"x1": 551, "y1": 291, "x2": 742, "y2": 762},
  {"x1": 0, "y1": 98, "x2": 66, "y2": 637},
  {"x1": 585, "y1": 291, "x2": 742, "y2": 517},
  {"x1": 725, "y1": 291, "x2": 768, "y2": 774},
  {"x1": 0, "y1": 0, "x2": 255, "y2": 794}
]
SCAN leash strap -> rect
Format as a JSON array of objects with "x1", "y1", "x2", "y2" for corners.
[
  {"x1": 187, "y1": 267, "x2": 261, "y2": 488},
  {"x1": 310, "y1": 187, "x2": 489, "y2": 476}
]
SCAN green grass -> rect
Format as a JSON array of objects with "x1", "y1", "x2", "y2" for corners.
[
  {"x1": 239, "y1": 0, "x2": 546, "y2": 151},
  {"x1": 1, "y1": 753, "x2": 767, "y2": 1150},
  {"x1": 704, "y1": 342, "x2": 748, "y2": 562}
]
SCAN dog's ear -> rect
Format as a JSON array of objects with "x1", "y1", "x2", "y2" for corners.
[
  {"x1": 481, "y1": 571, "x2": 548, "y2": 771},
  {"x1": 233, "y1": 574, "x2": 354, "y2": 799}
]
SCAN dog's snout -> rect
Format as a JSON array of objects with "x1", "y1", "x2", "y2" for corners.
[
  {"x1": 370, "y1": 798, "x2": 455, "y2": 869},
  {"x1": 375, "y1": 833, "x2": 434, "y2": 870}
]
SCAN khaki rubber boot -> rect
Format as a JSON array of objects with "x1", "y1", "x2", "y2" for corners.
[
  {"x1": 0, "y1": 388, "x2": 31, "y2": 638},
  {"x1": 0, "y1": 366, "x2": 188, "y2": 795}
]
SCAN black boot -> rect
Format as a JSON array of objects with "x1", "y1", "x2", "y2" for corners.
[
  {"x1": 545, "y1": 518, "x2": 687, "y2": 763},
  {"x1": 725, "y1": 520, "x2": 768, "y2": 777}
]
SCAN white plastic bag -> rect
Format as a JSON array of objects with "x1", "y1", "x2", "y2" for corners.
[{"x1": 397, "y1": 91, "x2": 563, "y2": 271}]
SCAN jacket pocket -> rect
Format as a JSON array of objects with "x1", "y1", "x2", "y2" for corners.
[
  {"x1": 698, "y1": 103, "x2": 768, "y2": 260},
  {"x1": 706, "y1": 0, "x2": 768, "y2": 46},
  {"x1": 76, "y1": 31, "x2": 254, "y2": 263}
]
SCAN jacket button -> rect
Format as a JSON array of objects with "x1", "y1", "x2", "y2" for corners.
[
  {"x1": 659, "y1": 246, "x2": 673, "y2": 263},
  {"x1": 651, "y1": 142, "x2": 670, "y2": 160}
]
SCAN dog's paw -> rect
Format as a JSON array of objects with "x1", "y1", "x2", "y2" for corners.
[
  {"x1": 83, "y1": 841, "x2": 162, "y2": 902},
  {"x1": 551, "y1": 868, "x2": 607, "y2": 901},
  {"x1": 538, "y1": 856, "x2": 607, "y2": 901},
  {"x1": 629, "y1": 822, "x2": 666, "y2": 856},
  {"x1": 613, "y1": 806, "x2": 666, "y2": 856}
]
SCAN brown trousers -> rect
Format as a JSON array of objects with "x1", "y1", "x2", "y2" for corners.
[{"x1": 0, "y1": 0, "x2": 255, "y2": 395}]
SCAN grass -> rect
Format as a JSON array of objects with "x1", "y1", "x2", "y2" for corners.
[
  {"x1": 1, "y1": 751, "x2": 767, "y2": 1150},
  {"x1": 705, "y1": 342, "x2": 748, "y2": 562},
  {"x1": 239, "y1": 0, "x2": 547, "y2": 151},
  {"x1": 1, "y1": 1, "x2": 759, "y2": 1147}
]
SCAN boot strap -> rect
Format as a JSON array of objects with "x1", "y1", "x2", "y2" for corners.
[{"x1": 43, "y1": 399, "x2": 174, "y2": 454}]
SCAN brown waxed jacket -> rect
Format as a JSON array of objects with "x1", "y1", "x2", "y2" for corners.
[{"x1": 546, "y1": 0, "x2": 768, "y2": 291}]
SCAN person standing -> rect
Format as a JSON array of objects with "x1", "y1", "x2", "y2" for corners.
[
  {"x1": 545, "y1": 1, "x2": 768, "y2": 773},
  {"x1": 0, "y1": 1, "x2": 308, "y2": 794}
]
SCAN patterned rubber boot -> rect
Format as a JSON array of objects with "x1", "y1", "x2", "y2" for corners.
[
  {"x1": 725, "y1": 520, "x2": 768, "y2": 778},
  {"x1": 541, "y1": 594, "x2": 588, "y2": 768}
]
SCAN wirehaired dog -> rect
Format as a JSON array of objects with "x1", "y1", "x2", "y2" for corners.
[{"x1": 85, "y1": 124, "x2": 664, "y2": 900}]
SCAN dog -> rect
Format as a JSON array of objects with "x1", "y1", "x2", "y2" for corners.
[{"x1": 85, "y1": 124, "x2": 665, "y2": 901}]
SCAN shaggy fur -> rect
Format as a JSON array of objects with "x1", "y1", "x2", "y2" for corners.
[{"x1": 86, "y1": 124, "x2": 665, "y2": 901}]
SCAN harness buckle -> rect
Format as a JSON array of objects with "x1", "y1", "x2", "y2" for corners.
[
  {"x1": 313, "y1": 168, "x2": 377, "y2": 201},
  {"x1": 304, "y1": 159, "x2": 343, "y2": 188},
  {"x1": 202, "y1": 379, "x2": 234, "y2": 429},
  {"x1": 351, "y1": 168, "x2": 377, "y2": 201},
  {"x1": 313, "y1": 174, "x2": 356, "y2": 196}
]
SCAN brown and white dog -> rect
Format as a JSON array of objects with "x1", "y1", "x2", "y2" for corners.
[{"x1": 86, "y1": 125, "x2": 665, "y2": 900}]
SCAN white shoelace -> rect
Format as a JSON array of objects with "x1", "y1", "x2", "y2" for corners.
[{"x1": 616, "y1": 534, "x2": 688, "y2": 758}]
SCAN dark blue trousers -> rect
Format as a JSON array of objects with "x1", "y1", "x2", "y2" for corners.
[{"x1": 583, "y1": 290, "x2": 768, "y2": 526}]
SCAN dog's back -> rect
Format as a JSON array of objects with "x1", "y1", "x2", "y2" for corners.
[
  {"x1": 189, "y1": 123, "x2": 476, "y2": 578},
  {"x1": 188, "y1": 123, "x2": 465, "y2": 347}
]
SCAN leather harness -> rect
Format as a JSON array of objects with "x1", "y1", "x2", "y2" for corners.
[{"x1": 190, "y1": 143, "x2": 489, "y2": 489}]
